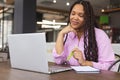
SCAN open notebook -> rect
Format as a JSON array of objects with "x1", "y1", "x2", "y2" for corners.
[
  {"x1": 8, "y1": 33, "x2": 72, "y2": 74},
  {"x1": 71, "y1": 66, "x2": 100, "y2": 73}
]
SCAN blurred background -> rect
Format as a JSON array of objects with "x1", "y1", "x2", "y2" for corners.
[{"x1": 0, "y1": 0, "x2": 120, "y2": 51}]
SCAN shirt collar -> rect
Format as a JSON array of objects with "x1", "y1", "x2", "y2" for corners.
[
  {"x1": 68, "y1": 32, "x2": 84, "y2": 40},
  {"x1": 68, "y1": 32, "x2": 77, "y2": 39}
]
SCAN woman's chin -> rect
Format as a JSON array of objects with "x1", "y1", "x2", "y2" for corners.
[
  {"x1": 71, "y1": 25, "x2": 77, "y2": 28},
  {"x1": 72, "y1": 27, "x2": 80, "y2": 30}
]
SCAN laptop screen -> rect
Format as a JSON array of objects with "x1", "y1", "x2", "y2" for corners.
[{"x1": 8, "y1": 33, "x2": 49, "y2": 73}]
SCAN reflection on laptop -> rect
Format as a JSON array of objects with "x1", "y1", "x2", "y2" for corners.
[{"x1": 8, "y1": 33, "x2": 72, "y2": 74}]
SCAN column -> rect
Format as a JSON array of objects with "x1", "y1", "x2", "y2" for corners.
[{"x1": 13, "y1": 0, "x2": 36, "y2": 33}]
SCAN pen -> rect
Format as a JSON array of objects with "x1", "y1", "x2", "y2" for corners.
[
  {"x1": 67, "y1": 45, "x2": 78, "y2": 61},
  {"x1": 67, "y1": 51, "x2": 74, "y2": 61}
]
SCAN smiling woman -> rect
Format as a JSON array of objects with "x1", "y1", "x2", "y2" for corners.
[{"x1": 53, "y1": 0, "x2": 115, "y2": 71}]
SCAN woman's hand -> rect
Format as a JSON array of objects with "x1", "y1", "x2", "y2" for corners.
[
  {"x1": 59, "y1": 24, "x2": 77, "y2": 36},
  {"x1": 72, "y1": 47, "x2": 85, "y2": 65},
  {"x1": 72, "y1": 47, "x2": 93, "y2": 66}
]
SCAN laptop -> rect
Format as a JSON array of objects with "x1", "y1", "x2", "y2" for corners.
[{"x1": 8, "y1": 33, "x2": 72, "y2": 74}]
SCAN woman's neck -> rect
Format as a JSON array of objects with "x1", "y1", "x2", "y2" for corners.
[{"x1": 76, "y1": 30, "x2": 84, "y2": 40}]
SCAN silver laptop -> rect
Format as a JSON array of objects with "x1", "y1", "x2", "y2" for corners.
[{"x1": 8, "y1": 33, "x2": 72, "y2": 74}]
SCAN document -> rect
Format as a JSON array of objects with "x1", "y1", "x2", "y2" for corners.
[{"x1": 71, "y1": 66, "x2": 100, "y2": 73}]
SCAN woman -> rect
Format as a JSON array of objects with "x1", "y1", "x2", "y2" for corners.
[{"x1": 53, "y1": 0, "x2": 115, "y2": 70}]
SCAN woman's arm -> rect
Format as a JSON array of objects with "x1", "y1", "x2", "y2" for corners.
[
  {"x1": 92, "y1": 28, "x2": 115, "y2": 70},
  {"x1": 55, "y1": 25, "x2": 76, "y2": 55},
  {"x1": 55, "y1": 32, "x2": 64, "y2": 55},
  {"x1": 53, "y1": 25, "x2": 76, "y2": 64}
]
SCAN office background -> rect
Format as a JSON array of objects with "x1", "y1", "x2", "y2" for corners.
[{"x1": 0, "y1": 0, "x2": 120, "y2": 62}]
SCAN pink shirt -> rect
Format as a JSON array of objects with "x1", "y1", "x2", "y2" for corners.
[{"x1": 53, "y1": 28, "x2": 115, "y2": 70}]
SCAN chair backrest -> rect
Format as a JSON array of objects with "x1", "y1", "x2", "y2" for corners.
[
  {"x1": 108, "y1": 54, "x2": 120, "y2": 72},
  {"x1": 109, "y1": 44, "x2": 120, "y2": 72}
]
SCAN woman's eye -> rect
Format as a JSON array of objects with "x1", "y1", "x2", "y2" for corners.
[
  {"x1": 79, "y1": 15, "x2": 84, "y2": 17},
  {"x1": 71, "y1": 13, "x2": 75, "y2": 15}
]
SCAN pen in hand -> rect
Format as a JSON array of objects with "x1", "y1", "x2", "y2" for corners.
[
  {"x1": 67, "y1": 51, "x2": 74, "y2": 61},
  {"x1": 67, "y1": 46, "x2": 78, "y2": 61}
]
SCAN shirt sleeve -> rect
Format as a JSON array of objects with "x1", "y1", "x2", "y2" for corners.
[
  {"x1": 52, "y1": 34, "x2": 69, "y2": 64},
  {"x1": 92, "y1": 29, "x2": 115, "y2": 70},
  {"x1": 52, "y1": 48, "x2": 66, "y2": 64}
]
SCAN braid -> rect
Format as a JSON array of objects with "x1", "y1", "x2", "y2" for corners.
[
  {"x1": 83, "y1": 1, "x2": 91, "y2": 61},
  {"x1": 82, "y1": 1, "x2": 98, "y2": 62}
]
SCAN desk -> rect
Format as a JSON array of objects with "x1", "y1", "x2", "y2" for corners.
[{"x1": 0, "y1": 61, "x2": 120, "y2": 80}]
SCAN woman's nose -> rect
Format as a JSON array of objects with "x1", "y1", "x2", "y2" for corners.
[{"x1": 73, "y1": 15, "x2": 79, "y2": 20}]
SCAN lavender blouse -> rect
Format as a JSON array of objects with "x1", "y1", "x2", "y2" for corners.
[{"x1": 53, "y1": 28, "x2": 115, "y2": 70}]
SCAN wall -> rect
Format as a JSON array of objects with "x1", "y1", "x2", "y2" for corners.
[{"x1": 110, "y1": 12, "x2": 120, "y2": 28}]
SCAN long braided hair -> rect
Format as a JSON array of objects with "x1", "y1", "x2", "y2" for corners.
[{"x1": 67, "y1": 0, "x2": 98, "y2": 62}]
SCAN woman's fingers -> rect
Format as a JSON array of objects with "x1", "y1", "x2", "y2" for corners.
[{"x1": 72, "y1": 48, "x2": 85, "y2": 64}]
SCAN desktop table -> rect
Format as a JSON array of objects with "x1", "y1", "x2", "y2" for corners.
[{"x1": 0, "y1": 61, "x2": 120, "y2": 80}]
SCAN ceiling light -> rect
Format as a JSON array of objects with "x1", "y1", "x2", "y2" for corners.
[
  {"x1": 37, "y1": 20, "x2": 67, "y2": 29},
  {"x1": 37, "y1": 20, "x2": 67, "y2": 25},
  {"x1": 66, "y1": 2, "x2": 70, "y2": 6},
  {"x1": 53, "y1": 0, "x2": 56, "y2": 3},
  {"x1": 101, "y1": 9, "x2": 105, "y2": 12}
]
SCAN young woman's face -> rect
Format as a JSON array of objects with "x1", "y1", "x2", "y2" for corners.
[{"x1": 70, "y1": 4, "x2": 85, "y2": 30}]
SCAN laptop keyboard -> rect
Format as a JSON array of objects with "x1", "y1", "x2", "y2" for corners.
[{"x1": 49, "y1": 65, "x2": 72, "y2": 73}]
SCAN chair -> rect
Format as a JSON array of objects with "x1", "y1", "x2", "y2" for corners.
[
  {"x1": 115, "y1": 54, "x2": 120, "y2": 58},
  {"x1": 108, "y1": 54, "x2": 120, "y2": 72}
]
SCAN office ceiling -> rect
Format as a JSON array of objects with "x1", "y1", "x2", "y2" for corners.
[
  {"x1": 2, "y1": 0, "x2": 119, "y2": 21},
  {"x1": 36, "y1": 0, "x2": 110, "y2": 21},
  {"x1": 36, "y1": 0, "x2": 110, "y2": 15},
  {"x1": 0, "y1": 0, "x2": 111, "y2": 21},
  {"x1": 0, "y1": 0, "x2": 110, "y2": 14}
]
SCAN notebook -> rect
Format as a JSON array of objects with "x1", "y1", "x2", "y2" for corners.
[
  {"x1": 8, "y1": 33, "x2": 72, "y2": 74},
  {"x1": 71, "y1": 66, "x2": 100, "y2": 73}
]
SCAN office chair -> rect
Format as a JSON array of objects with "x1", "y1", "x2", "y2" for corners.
[{"x1": 108, "y1": 54, "x2": 120, "y2": 72}]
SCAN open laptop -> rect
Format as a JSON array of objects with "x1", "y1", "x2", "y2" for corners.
[{"x1": 8, "y1": 33, "x2": 72, "y2": 74}]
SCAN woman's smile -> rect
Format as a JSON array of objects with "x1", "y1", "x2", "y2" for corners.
[{"x1": 71, "y1": 20, "x2": 80, "y2": 25}]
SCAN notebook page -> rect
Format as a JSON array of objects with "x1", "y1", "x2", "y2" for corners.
[{"x1": 71, "y1": 66, "x2": 100, "y2": 73}]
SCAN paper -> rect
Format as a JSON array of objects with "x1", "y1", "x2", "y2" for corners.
[{"x1": 71, "y1": 66, "x2": 100, "y2": 73}]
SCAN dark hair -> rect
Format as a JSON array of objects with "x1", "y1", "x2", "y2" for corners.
[{"x1": 68, "y1": 0, "x2": 98, "y2": 62}]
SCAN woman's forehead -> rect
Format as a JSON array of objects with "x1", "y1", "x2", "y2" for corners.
[{"x1": 72, "y1": 4, "x2": 84, "y2": 13}]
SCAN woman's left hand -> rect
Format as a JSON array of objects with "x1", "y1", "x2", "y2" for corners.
[
  {"x1": 72, "y1": 48, "x2": 85, "y2": 65},
  {"x1": 72, "y1": 47, "x2": 93, "y2": 66}
]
